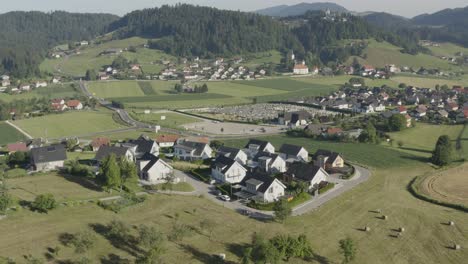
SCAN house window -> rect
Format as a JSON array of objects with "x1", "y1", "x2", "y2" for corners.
[{"x1": 269, "y1": 187, "x2": 273, "y2": 193}]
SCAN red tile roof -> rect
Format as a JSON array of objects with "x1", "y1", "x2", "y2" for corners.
[
  {"x1": 294, "y1": 64, "x2": 308, "y2": 70},
  {"x1": 67, "y1": 100, "x2": 81, "y2": 108},
  {"x1": 156, "y1": 134, "x2": 180, "y2": 143},
  {"x1": 7, "y1": 142, "x2": 28, "y2": 152},
  {"x1": 327, "y1": 127, "x2": 343, "y2": 135},
  {"x1": 91, "y1": 137, "x2": 110, "y2": 148}
]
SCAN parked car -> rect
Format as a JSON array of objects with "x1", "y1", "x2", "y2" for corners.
[{"x1": 218, "y1": 195, "x2": 231, "y2": 201}]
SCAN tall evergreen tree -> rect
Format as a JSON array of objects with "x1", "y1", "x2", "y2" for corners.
[
  {"x1": 98, "y1": 154, "x2": 122, "y2": 191},
  {"x1": 431, "y1": 135, "x2": 452, "y2": 166}
]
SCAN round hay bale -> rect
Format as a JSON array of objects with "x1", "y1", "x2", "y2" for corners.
[
  {"x1": 399, "y1": 227, "x2": 405, "y2": 233},
  {"x1": 454, "y1": 244, "x2": 461, "y2": 250},
  {"x1": 376, "y1": 209, "x2": 381, "y2": 213},
  {"x1": 382, "y1": 215, "x2": 388, "y2": 220},
  {"x1": 449, "y1": 221, "x2": 455, "y2": 226},
  {"x1": 365, "y1": 226, "x2": 371, "y2": 232},
  {"x1": 218, "y1": 253, "x2": 226, "y2": 260}
]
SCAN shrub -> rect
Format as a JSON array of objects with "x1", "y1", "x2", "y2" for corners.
[{"x1": 31, "y1": 194, "x2": 57, "y2": 213}]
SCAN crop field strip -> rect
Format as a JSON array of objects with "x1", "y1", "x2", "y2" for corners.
[{"x1": 137, "y1": 81, "x2": 157, "y2": 95}]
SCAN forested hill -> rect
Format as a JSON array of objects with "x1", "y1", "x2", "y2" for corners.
[
  {"x1": 255, "y1": 2, "x2": 348, "y2": 17},
  {"x1": 0, "y1": 11, "x2": 118, "y2": 78},
  {"x1": 109, "y1": 4, "x2": 421, "y2": 63},
  {"x1": 109, "y1": 4, "x2": 302, "y2": 58}
]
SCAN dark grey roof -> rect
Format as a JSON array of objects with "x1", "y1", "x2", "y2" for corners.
[
  {"x1": 30, "y1": 144, "x2": 67, "y2": 164},
  {"x1": 240, "y1": 172, "x2": 278, "y2": 193},
  {"x1": 216, "y1": 146, "x2": 242, "y2": 158},
  {"x1": 211, "y1": 156, "x2": 237, "y2": 173},
  {"x1": 313, "y1": 149, "x2": 340, "y2": 165},
  {"x1": 140, "y1": 153, "x2": 164, "y2": 173},
  {"x1": 245, "y1": 139, "x2": 270, "y2": 150},
  {"x1": 279, "y1": 144, "x2": 304, "y2": 156},
  {"x1": 286, "y1": 162, "x2": 323, "y2": 182},
  {"x1": 95, "y1": 145, "x2": 130, "y2": 161},
  {"x1": 128, "y1": 136, "x2": 156, "y2": 154},
  {"x1": 283, "y1": 111, "x2": 311, "y2": 123},
  {"x1": 253, "y1": 151, "x2": 279, "y2": 162}
]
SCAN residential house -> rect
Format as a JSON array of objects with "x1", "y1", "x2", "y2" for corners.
[
  {"x1": 90, "y1": 137, "x2": 110, "y2": 152},
  {"x1": 313, "y1": 150, "x2": 345, "y2": 170},
  {"x1": 244, "y1": 139, "x2": 275, "y2": 157},
  {"x1": 156, "y1": 134, "x2": 180, "y2": 148},
  {"x1": 26, "y1": 138, "x2": 46, "y2": 149},
  {"x1": 66, "y1": 100, "x2": 83, "y2": 110},
  {"x1": 284, "y1": 163, "x2": 329, "y2": 190},
  {"x1": 278, "y1": 111, "x2": 311, "y2": 127},
  {"x1": 94, "y1": 145, "x2": 134, "y2": 162},
  {"x1": 35, "y1": 81, "x2": 48, "y2": 88},
  {"x1": 177, "y1": 136, "x2": 210, "y2": 145},
  {"x1": 51, "y1": 99, "x2": 67, "y2": 111},
  {"x1": 237, "y1": 173, "x2": 286, "y2": 203},
  {"x1": 30, "y1": 145, "x2": 67, "y2": 172},
  {"x1": 393, "y1": 106, "x2": 407, "y2": 115},
  {"x1": 211, "y1": 156, "x2": 247, "y2": 184},
  {"x1": 174, "y1": 141, "x2": 212, "y2": 161},
  {"x1": 436, "y1": 110, "x2": 449, "y2": 118},
  {"x1": 253, "y1": 152, "x2": 287, "y2": 174},
  {"x1": 216, "y1": 146, "x2": 248, "y2": 165},
  {"x1": 7, "y1": 142, "x2": 28, "y2": 154},
  {"x1": 138, "y1": 153, "x2": 174, "y2": 184},
  {"x1": 279, "y1": 144, "x2": 308, "y2": 162},
  {"x1": 123, "y1": 135, "x2": 160, "y2": 159}
]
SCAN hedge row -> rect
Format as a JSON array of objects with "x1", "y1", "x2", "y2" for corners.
[
  {"x1": 190, "y1": 169, "x2": 211, "y2": 183},
  {"x1": 408, "y1": 176, "x2": 468, "y2": 213}
]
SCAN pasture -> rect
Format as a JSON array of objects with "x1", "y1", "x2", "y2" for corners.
[
  {"x1": 427, "y1": 42, "x2": 468, "y2": 58},
  {"x1": 349, "y1": 39, "x2": 465, "y2": 71},
  {"x1": 129, "y1": 111, "x2": 199, "y2": 128},
  {"x1": 0, "y1": 122, "x2": 27, "y2": 146},
  {"x1": 12, "y1": 110, "x2": 123, "y2": 139},
  {"x1": 40, "y1": 37, "x2": 176, "y2": 77},
  {"x1": 0, "y1": 83, "x2": 79, "y2": 103},
  {"x1": 391, "y1": 76, "x2": 467, "y2": 89},
  {"x1": 386, "y1": 123, "x2": 464, "y2": 159}
]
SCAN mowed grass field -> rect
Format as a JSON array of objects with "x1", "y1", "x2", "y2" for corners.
[
  {"x1": 348, "y1": 39, "x2": 465, "y2": 71},
  {"x1": 1, "y1": 163, "x2": 467, "y2": 263},
  {"x1": 40, "y1": 37, "x2": 176, "y2": 76},
  {"x1": 391, "y1": 75, "x2": 467, "y2": 89},
  {"x1": 0, "y1": 83, "x2": 79, "y2": 103},
  {"x1": 129, "y1": 111, "x2": 199, "y2": 128},
  {"x1": 420, "y1": 163, "x2": 468, "y2": 207},
  {"x1": 386, "y1": 123, "x2": 465, "y2": 159},
  {"x1": 12, "y1": 110, "x2": 123, "y2": 138},
  {"x1": 427, "y1": 42, "x2": 468, "y2": 58},
  {"x1": 0, "y1": 122, "x2": 27, "y2": 146}
]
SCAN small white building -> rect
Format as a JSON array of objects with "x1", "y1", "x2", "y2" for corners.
[
  {"x1": 174, "y1": 142, "x2": 212, "y2": 161},
  {"x1": 216, "y1": 146, "x2": 248, "y2": 165},
  {"x1": 139, "y1": 154, "x2": 174, "y2": 184},
  {"x1": 35, "y1": 81, "x2": 48, "y2": 88},
  {"x1": 30, "y1": 145, "x2": 67, "y2": 172},
  {"x1": 244, "y1": 139, "x2": 275, "y2": 158},
  {"x1": 211, "y1": 156, "x2": 247, "y2": 184},
  {"x1": 238, "y1": 173, "x2": 286, "y2": 203},
  {"x1": 254, "y1": 153, "x2": 287, "y2": 174},
  {"x1": 279, "y1": 144, "x2": 308, "y2": 162},
  {"x1": 286, "y1": 163, "x2": 329, "y2": 190},
  {"x1": 293, "y1": 61, "x2": 309, "y2": 75}
]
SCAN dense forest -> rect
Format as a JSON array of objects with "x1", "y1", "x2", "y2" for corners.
[{"x1": 0, "y1": 11, "x2": 118, "y2": 78}]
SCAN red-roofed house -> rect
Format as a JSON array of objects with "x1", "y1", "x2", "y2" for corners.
[
  {"x1": 326, "y1": 127, "x2": 343, "y2": 136},
  {"x1": 362, "y1": 65, "x2": 375, "y2": 72},
  {"x1": 7, "y1": 142, "x2": 28, "y2": 153},
  {"x1": 51, "y1": 99, "x2": 67, "y2": 111},
  {"x1": 293, "y1": 61, "x2": 309, "y2": 75},
  {"x1": 393, "y1": 106, "x2": 407, "y2": 114},
  {"x1": 90, "y1": 137, "x2": 110, "y2": 152},
  {"x1": 67, "y1": 100, "x2": 83, "y2": 110},
  {"x1": 446, "y1": 102, "x2": 459, "y2": 112},
  {"x1": 156, "y1": 134, "x2": 180, "y2": 148}
]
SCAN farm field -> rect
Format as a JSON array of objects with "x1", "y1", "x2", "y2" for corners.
[
  {"x1": 419, "y1": 163, "x2": 468, "y2": 207},
  {"x1": 0, "y1": 83, "x2": 79, "y2": 103},
  {"x1": 0, "y1": 122, "x2": 27, "y2": 146},
  {"x1": 8, "y1": 173, "x2": 107, "y2": 202},
  {"x1": 391, "y1": 75, "x2": 468, "y2": 89},
  {"x1": 243, "y1": 50, "x2": 282, "y2": 68},
  {"x1": 40, "y1": 37, "x2": 176, "y2": 76},
  {"x1": 348, "y1": 39, "x2": 465, "y2": 71},
  {"x1": 386, "y1": 123, "x2": 465, "y2": 159},
  {"x1": 427, "y1": 42, "x2": 468, "y2": 58},
  {"x1": 0, "y1": 163, "x2": 467, "y2": 263},
  {"x1": 12, "y1": 110, "x2": 123, "y2": 139},
  {"x1": 129, "y1": 111, "x2": 199, "y2": 128}
]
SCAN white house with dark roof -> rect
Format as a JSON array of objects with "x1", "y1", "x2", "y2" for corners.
[
  {"x1": 237, "y1": 173, "x2": 286, "y2": 203},
  {"x1": 284, "y1": 162, "x2": 329, "y2": 190},
  {"x1": 211, "y1": 156, "x2": 247, "y2": 184},
  {"x1": 174, "y1": 141, "x2": 212, "y2": 161},
  {"x1": 123, "y1": 135, "x2": 159, "y2": 159},
  {"x1": 30, "y1": 144, "x2": 67, "y2": 172},
  {"x1": 279, "y1": 144, "x2": 308, "y2": 162},
  {"x1": 313, "y1": 150, "x2": 344, "y2": 169},
  {"x1": 138, "y1": 154, "x2": 174, "y2": 184},
  {"x1": 244, "y1": 139, "x2": 275, "y2": 157},
  {"x1": 253, "y1": 152, "x2": 287, "y2": 174},
  {"x1": 216, "y1": 146, "x2": 248, "y2": 165},
  {"x1": 94, "y1": 145, "x2": 135, "y2": 162}
]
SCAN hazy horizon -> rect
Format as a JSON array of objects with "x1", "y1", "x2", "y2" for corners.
[{"x1": 0, "y1": 0, "x2": 466, "y2": 18}]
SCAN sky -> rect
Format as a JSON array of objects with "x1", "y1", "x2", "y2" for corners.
[{"x1": 0, "y1": 0, "x2": 467, "y2": 18}]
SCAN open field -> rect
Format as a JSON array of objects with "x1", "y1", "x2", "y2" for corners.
[
  {"x1": 419, "y1": 163, "x2": 468, "y2": 207},
  {"x1": 130, "y1": 111, "x2": 199, "y2": 128},
  {"x1": 349, "y1": 39, "x2": 466, "y2": 71},
  {"x1": 0, "y1": 122, "x2": 27, "y2": 146},
  {"x1": 7, "y1": 174, "x2": 107, "y2": 202},
  {"x1": 40, "y1": 37, "x2": 176, "y2": 76},
  {"x1": 386, "y1": 123, "x2": 465, "y2": 159},
  {"x1": 243, "y1": 50, "x2": 282, "y2": 68},
  {"x1": 12, "y1": 110, "x2": 123, "y2": 139},
  {"x1": 427, "y1": 42, "x2": 468, "y2": 58},
  {"x1": 0, "y1": 83, "x2": 79, "y2": 103},
  {"x1": 391, "y1": 76, "x2": 468, "y2": 89}
]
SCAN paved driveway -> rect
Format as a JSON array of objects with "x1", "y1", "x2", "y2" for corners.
[{"x1": 172, "y1": 165, "x2": 371, "y2": 219}]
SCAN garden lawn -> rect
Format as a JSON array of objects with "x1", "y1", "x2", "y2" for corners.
[
  {"x1": 386, "y1": 124, "x2": 464, "y2": 159},
  {"x1": 12, "y1": 110, "x2": 123, "y2": 138},
  {"x1": 0, "y1": 122, "x2": 27, "y2": 146}
]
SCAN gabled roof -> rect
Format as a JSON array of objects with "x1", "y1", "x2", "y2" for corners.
[
  {"x1": 140, "y1": 153, "x2": 171, "y2": 173},
  {"x1": 253, "y1": 151, "x2": 280, "y2": 162},
  {"x1": 217, "y1": 146, "x2": 243, "y2": 158},
  {"x1": 286, "y1": 163, "x2": 325, "y2": 182},
  {"x1": 175, "y1": 141, "x2": 208, "y2": 156},
  {"x1": 240, "y1": 172, "x2": 285, "y2": 193},
  {"x1": 156, "y1": 134, "x2": 179, "y2": 143},
  {"x1": 279, "y1": 144, "x2": 305, "y2": 156},
  {"x1": 211, "y1": 156, "x2": 241, "y2": 174},
  {"x1": 313, "y1": 149, "x2": 341, "y2": 165},
  {"x1": 245, "y1": 139, "x2": 271, "y2": 150},
  {"x1": 66, "y1": 100, "x2": 81, "y2": 107},
  {"x1": 91, "y1": 137, "x2": 110, "y2": 148},
  {"x1": 95, "y1": 145, "x2": 130, "y2": 161},
  {"x1": 31, "y1": 144, "x2": 67, "y2": 164},
  {"x1": 127, "y1": 136, "x2": 157, "y2": 154}
]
